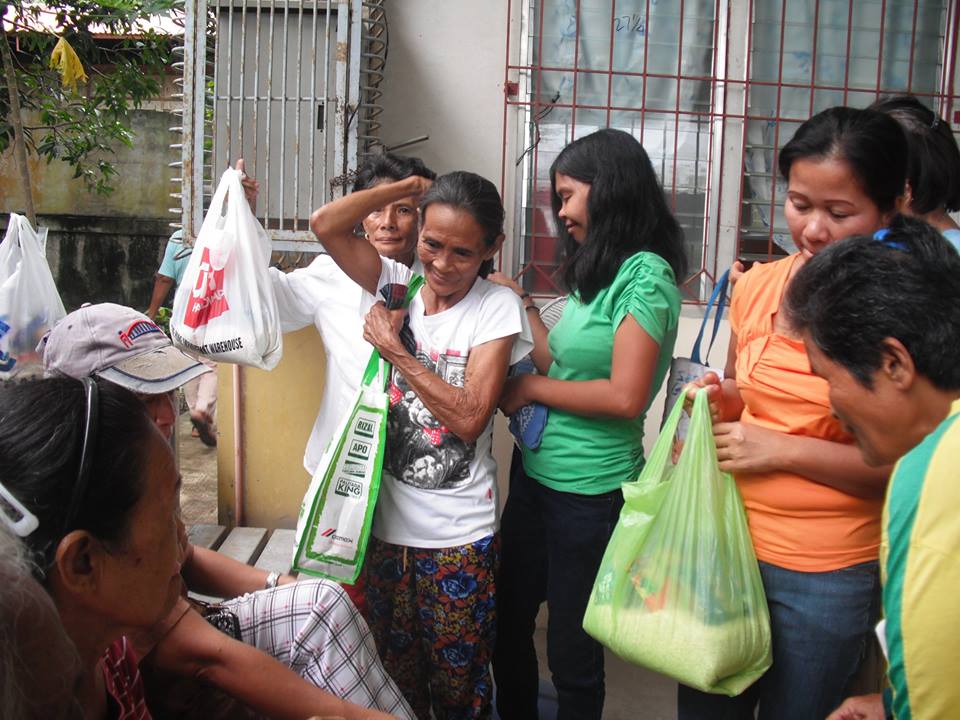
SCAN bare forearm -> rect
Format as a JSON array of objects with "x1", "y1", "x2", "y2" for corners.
[
  {"x1": 146, "y1": 275, "x2": 174, "y2": 319},
  {"x1": 527, "y1": 375, "x2": 649, "y2": 419},
  {"x1": 780, "y1": 435, "x2": 890, "y2": 499},
  {"x1": 309, "y1": 176, "x2": 422, "y2": 293},
  {"x1": 388, "y1": 351, "x2": 500, "y2": 443},
  {"x1": 152, "y1": 612, "x2": 394, "y2": 720},
  {"x1": 524, "y1": 308, "x2": 553, "y2": 374},
  {"x1": 200, "y1": 642, "x2": 393, "y2": 720},
  {"x1": 183, "y1": 546, "x2": 293, "y2": 597}
]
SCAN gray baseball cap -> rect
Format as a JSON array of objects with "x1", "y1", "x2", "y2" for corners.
[{"x1": 40, "y1": 303, "x2": 210, "y2": 394}]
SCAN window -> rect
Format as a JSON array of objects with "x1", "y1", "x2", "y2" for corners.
[{"x1": 505, "y1": 0, "x2": 960, "y2": 300}]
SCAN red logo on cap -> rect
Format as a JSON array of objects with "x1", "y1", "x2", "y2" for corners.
[
  {"x1": 118, "y1": 320, "x2": 161, "y2": 348},
  {"x1": 183, "y1": 247, "x2": 229, "y2": 329}
]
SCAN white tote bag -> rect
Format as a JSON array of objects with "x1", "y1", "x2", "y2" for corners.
[
  {"x1": 171, "y1": 168, "x2": 282, "y2": 370},
  {"x1": 0, "y1": 214, "x2": 66, "y2": 378}
]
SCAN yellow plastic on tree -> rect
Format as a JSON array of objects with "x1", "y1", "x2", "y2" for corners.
[{"x1": 49, "y1": 37, "x2": 88, "y2": 91}]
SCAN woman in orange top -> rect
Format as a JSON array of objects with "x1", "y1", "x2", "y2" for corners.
[{"x1": 680, "y1": 107, "x2": 906, "y2": 720}]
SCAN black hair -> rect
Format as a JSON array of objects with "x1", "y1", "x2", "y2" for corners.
[
  {"x1": 778, "y1": 106, "x2": 907, "y2": 213},
  {"x1": 420, "y1": 171, "x2": 505, "y2": 278},
  {"x1": 786, "y1": 214, "x2": 960, "y2": 389},
  {"x1": 550, "y1": 128, "x2": 687, "y2": 303},
  {"x1": 0, "y1": 378, "x2": 157, "y2": 579},
  {"x1": 869, "y1": 95, "x2": 960, "y2": 215},
  {"x1": 352, "y1": 153, "x2": 436, "y2": 193}
]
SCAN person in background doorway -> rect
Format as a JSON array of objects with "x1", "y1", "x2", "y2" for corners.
[
  {"x1": 786, "y1": 216, "x2": 960, "y2": 720},
  {"x1": 145, "y1": 223, "x2": 217, "y2": 446}
]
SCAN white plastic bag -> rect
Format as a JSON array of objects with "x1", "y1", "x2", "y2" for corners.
[
  {"x1": 0, "y1": 214, "x2": 66, "y2": 378},
  {"x1": 171, "y1": 168, "x2": 282, "y2": 370}
]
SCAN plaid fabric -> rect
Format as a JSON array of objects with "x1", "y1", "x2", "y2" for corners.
[
  {"x1": 102, "y1": 636, "x2": 152, "y2": 720},
  {"x1": 220, "y1": 580, "x2": 414, "y2": 720}
]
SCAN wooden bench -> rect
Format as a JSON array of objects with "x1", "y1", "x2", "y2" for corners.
[{"x1": 187, "y1": 524, "x2": 297, "y2": 601}]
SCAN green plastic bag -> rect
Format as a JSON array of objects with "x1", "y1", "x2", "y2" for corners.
[
  {"x1": 292, "y1": 276, "x2": 423, "y2": 583},
  {"x1": 583, "y1": 390, "x2": 772, "y2": 696},
  {"x1": 291, "y1": 348, "x2": 390, "y2": 582}
]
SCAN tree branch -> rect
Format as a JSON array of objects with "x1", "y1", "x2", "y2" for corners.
[{"x1": 0, "y1": 20, "x2": 36, "y2": 229}]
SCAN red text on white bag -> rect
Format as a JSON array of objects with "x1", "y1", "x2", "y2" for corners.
[{"x1": 183, "y1": 247, "x2": 229, "y2": 329}]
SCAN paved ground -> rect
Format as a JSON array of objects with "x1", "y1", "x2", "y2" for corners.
[
  {"x1": 176, "y1": 411, "x2": 218, "y2": 526},
  {"x1": 528, "y1": 607, "x2": 678, "y2": 720}
]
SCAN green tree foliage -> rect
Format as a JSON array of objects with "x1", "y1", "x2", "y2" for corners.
[{"x1": 1, "y1": 0, "x2": 176, "y2": 195}]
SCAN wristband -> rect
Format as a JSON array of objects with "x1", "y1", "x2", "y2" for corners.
[
  {"x1": 264, "y1": 571, "x2": 280, "y2": 589},
  {"x1": 519, "y1": 292, "x2": 530, "y2": 301},
  {"x1": 524, "y1": 304, "x2": 539, "y2": 313}
]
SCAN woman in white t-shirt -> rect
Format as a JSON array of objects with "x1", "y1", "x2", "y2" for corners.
[
  {"x1": 310, "y1": 171, "x2": 532, "y2": 720},
  {"x1": 269, "y1": 154, "x2": 435, "y2": 618}
]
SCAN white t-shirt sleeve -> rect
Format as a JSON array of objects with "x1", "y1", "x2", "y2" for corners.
[
  {"x1": 473, "y1": 282, "x2": 534, "y2": 364},
  {"x1": 269, "y1": 255, "x2": 338, "y2": 333}
]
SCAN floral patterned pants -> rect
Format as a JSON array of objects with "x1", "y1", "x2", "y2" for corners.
[{"x1": 363, "y1": 534, "x2": 498, "y2": 720}]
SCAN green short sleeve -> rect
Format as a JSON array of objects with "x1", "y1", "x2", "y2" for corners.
[{"x1": 611, "y1": 252, "x2": 681, "y2": 346}]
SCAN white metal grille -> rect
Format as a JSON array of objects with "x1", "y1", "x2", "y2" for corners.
[{"x1": 174, "y1": 0, "x2": 381, "y2": 253}]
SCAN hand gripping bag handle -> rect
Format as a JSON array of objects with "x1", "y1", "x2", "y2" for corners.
[
  {"x1": 205, "y1": 169, "x2": 245, "y2": 269},
  {"x1": 361, "y1": 273, "x2": 425, "y2": 390},
  {"x1": 639, "y1": 387, "x2": 691, "y2": 490},
  {"x1": 690, "y1": 269, "x2": 730, "y2": 366}
]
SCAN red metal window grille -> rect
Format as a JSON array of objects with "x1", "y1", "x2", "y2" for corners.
[
  {"x1": 503, "y1": 0, "x2": 960, "y2": 302},
  {"x1": 737, "y1": 0, "x2": 960, "y2": 264}
]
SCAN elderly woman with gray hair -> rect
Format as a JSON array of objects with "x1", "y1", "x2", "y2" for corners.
[{"x1": 0, "y1": 525, "x2": 83, "y2": 719}]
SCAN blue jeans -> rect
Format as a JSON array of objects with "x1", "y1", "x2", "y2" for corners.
[
  {"x1": 493, "y1": 447, "x2": 624, "y2": 720},
  {"x1": 678, "y1": 559, "x2": 881, "y2": 720}
]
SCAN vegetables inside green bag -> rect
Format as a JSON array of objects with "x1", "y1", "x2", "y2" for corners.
[{"x1": 583, "y1": 390, "x2": 772, "y2": 696}]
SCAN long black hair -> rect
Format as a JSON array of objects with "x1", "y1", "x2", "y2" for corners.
[
  {"x1": 420, "y1": 171, "x2": 505, "y2": 278},
  {"x1": 0, "y1": 378, "x2": 156, "y2": 578},
  {"x1": 551, "y1": 128, "x2": 686, "y2": 303},
  {"x1": 778, "y1": 106, "x2": 907, "y2": 214},
  {"x1": 869, "y1": 95, "x2": 960, "y2": 215}
]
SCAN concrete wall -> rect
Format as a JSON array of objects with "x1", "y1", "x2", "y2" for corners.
[
  {"x1": 0, "y1": 107, "x2": 177, "y2": 218},
  {"x1": 0, "y1": 107, "x2": 179, "y2": 310}
]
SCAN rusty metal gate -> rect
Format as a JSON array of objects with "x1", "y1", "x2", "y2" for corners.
[{"x1": 172, "y1": 0, "x2": 386, "y2": 252}]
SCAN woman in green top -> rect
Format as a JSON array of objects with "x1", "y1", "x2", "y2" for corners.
[{"x1": 490, "y1": 128, "x2": 685, "y2": 719}]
